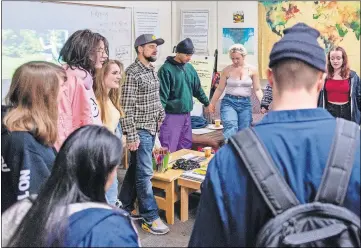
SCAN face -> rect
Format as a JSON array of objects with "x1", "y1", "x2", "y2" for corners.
[
  {"x1": 139, "y1": 43, "x2": 158, "y2": 62},
  {"x1": 329, "y1": 50, "x2": 343, "y2": 70},
  {"x1": 104, "y1": 64, "x2": 122, "y2": 90},
  {"x1": 94, "y1": 40, "x2": 108, "y2": 69},
  {"x1": 177, "y1": 53, "x2": 193, "y2": 63},
  {"x1": 230, "y1": 52, "x2": 245, "y2": 66}
]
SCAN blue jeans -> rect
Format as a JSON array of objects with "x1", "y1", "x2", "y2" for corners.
[
  {"x1": 105, "y1": 122, "x2": 123, "y2": 206},
  {"x1": 118, "y1": 129, "x2": 159, "y2": 222},
  {"x1": 221, "y1": 94, "x2": 252, "y2": 140}
]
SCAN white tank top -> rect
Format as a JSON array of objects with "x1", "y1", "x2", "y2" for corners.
[{"x1": 224, "y1": 67, "x2": 253, "y2": 97}]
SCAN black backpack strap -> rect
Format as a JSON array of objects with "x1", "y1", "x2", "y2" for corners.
[
  {"x1": 315, "y1": 118, "x2": 359, "y2": 205},
  {"x1": 229, "y1": 128, "x2": 300, "y2": 216}
]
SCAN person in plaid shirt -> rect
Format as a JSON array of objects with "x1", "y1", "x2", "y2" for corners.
[{"x1": 118, "y1": 34, "x2": 169, "y2": 235}]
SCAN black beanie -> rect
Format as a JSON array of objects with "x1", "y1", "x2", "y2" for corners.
[
  {"x1": 176, "y1": 38, "x2": 195, "y2": 54},
  {"x1": 269, "y1": 22, "x2": 326, "y2": 72}
]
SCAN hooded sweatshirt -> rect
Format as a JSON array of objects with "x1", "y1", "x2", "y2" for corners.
[
  {"x1": 1, "y1": 106, "x2": 56, "y2": 213},
  {"x1": 158, "y1": 56, "x2": 209, "y2": 114},
  {"x1": 56, "y1": 66, "x2": 102, "y2": 150},
  {"x1": 2, "y1": 198, "x2": 140, "y2": 247}
]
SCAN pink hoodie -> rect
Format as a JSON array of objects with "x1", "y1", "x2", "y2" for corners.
[{"x1": 55, "y1": 65, "x2": 102, "y2": 150}]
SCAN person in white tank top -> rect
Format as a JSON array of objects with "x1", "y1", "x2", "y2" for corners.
[{"x1": 209, "y1": 44, "x2": 263, "y2": 140}]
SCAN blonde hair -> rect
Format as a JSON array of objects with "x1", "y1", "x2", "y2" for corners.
[
  {"x1": 228, "y1": 44, "x2": 248, "y2": 58},
  {"x1": 4, "y1": 61, "x2": 65, "y2": 146},
  {"x1": 94, "y1": 60, "x2": 125, "y2": 125}
]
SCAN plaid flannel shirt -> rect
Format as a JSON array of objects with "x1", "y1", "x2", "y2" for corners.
[
  {"x1": 121, "y1": 59, "x2": 165, "y2": 143},
  {"x1": 261, "y1": 83, "x2": 273, "y2": 110}
]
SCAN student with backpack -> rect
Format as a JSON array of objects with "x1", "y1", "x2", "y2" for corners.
[
  {"x1": 2, "y1": 125, "x2": 140, "y2": 247},
  {"x1": 189, "y1": 23, "x2": 360, "y2": 247}
]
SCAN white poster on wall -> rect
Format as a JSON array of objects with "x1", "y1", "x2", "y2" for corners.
[
  {"x1": 134, "y1": 8, "x2": 160, "y2": 38},
  {"x1": 180, "y1": 9, "x2": 209, "y2": 54}
]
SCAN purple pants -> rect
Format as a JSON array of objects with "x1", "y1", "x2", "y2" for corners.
[{"x1": 159, "y1": 113, "x2": 192, "y2": 152}]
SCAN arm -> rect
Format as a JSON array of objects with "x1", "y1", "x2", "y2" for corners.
[
  {"x1": 355, "y1": 74, "x2": 361, "y2": 112},
  {"x1": 158, "y1": 68, "x2": 171, "y2": 109},
  {"x1": 192, "y1": 69, "x2": 210, "y2": 107},
  {"x1": 261, "y1": 83, "x2": 273, "y2": 110},
  {"x1": 210, "y1": 68, "x2": 228, "y2": 106},
  {"x1": 120, "y1": 73, "x2": 139, "y2": 144},
  {"x1": 250, "y1": 67, "x2": 263, "y2": 103}
]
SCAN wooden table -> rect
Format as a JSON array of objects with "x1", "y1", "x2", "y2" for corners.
[
  {"x1": 151, "y1": 149, "x2": 213, "y2": 224},
  {"x1": 178, "y1": 177, "x2": 202, "y2": 222}
]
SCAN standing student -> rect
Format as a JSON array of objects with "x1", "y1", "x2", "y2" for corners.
[
  {"x1": 158, "y1": 38, "x2": 209, "y2": 152},
  {"x1": 3, "y1": 125, "x2": 140, "y2": 247},
  {"x1": 56, "y1": 29, "x2": 109, "y2": 150},
  {"x1": 1, "y1": 61, "x2": 65, "y2": 213},
  {"x1": 318, "y1": 46, "x2": 361, "y2": 124},
  {"x1": 189, "y1": 23, "x2": 360, "y2": 247},
  {"x1": 209, "y1": 44, "x2": 263, "y2": 140},
  {"x1": 94, "y1": 59, "x2": 125, "y2": 205},
  {"x1": 118, "y1": 34, "x2": 169, "y2": 235}
]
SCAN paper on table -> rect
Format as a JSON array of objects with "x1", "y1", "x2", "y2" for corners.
[{"x1": 192, "y1": 128, "x2": 217, "y2": 135}]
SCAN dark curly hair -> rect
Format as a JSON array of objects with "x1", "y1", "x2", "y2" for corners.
[{"x1": 59, "y1": 29, "x2": 109, "y2": 76}]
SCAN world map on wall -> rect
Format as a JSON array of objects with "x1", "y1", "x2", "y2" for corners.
[{"x1": 258, "y1": 1, "x2": 360, "y2": 78}]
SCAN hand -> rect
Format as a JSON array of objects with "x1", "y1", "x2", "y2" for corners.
[
  {"x1": 208, "y1": 103, "x2": 216, "y2": 113},
  {"x1": 204, "y1": 106, "x2": 210, "y2": 113},
  {"x1": 127, "y1": 141, "x2": 140, "y2": 151},
  {"x1": 260, "y1": 107, "x2": 267, "y2": 114}
]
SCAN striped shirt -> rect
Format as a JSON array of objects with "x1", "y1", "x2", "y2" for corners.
[{"x1": 120, "y1": 59, "x2": 165, "y2": 143}]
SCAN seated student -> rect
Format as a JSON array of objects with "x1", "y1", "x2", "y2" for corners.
[
  {"x1": 1, "y1": 61, "x2": 65, "y2": 213},
  {"x1": 189, "y1": 23, "x2": 360, "y2": 247},
  {"x1": 2, "y1": 125, "x2": 140, "y2": 247}
]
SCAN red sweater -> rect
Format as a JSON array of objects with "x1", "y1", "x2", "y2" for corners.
[{"x1": 325, "y1": 79, "x2": 350, "y2": 103}]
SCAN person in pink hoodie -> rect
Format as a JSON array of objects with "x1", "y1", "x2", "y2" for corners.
[{"x1": 55, "y1": 30, "x2": 109, "y2": 150}]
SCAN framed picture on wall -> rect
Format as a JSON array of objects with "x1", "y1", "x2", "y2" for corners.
[{"x1": 222, "y1": 27, "x2": 255, "y2": 55}]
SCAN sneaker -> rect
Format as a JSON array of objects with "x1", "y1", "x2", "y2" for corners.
[
  {"x1": 115, "y1": 200, "x2": 143, "y2": 220},
  {"x1": 141, "y1": 218, "x2": 170, "y2": 235}
]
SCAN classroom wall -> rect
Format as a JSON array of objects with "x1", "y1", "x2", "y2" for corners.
[
  {"x1": 65, "y1": 1, "x2": 172, "y2": 69},
  {"x1": 172, "y1": 1, "x2": 267, "y2": 87},
  {"x1": 51, "y1": 1, "x2": 269, "y2": 86}
]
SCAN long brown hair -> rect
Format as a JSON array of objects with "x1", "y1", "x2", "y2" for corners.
[
  {"x1": 327, "y1": 46, "x2": 350, "y2": 79},
  {"x1": 94, "y1": 60, "x2": 125, "y2": 125},
  {"x1": 4, "y1": 61, "x2": 65, "y2": 146}
]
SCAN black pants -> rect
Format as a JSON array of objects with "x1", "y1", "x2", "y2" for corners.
[{"x1": 326, "y1": 102, "x2": 351, "y2": 121}]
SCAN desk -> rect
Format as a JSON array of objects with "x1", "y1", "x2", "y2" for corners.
[
  {"x1": 151, "y1": 149, "x2": 213, "y2": 224},
  {"x1": 178, "y1": 177, "x2": 202, "y2": 222}
]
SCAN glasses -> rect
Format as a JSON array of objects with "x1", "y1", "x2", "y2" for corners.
[{"x1": 95, "y1": 48, "x2": 107, "y2": 55}]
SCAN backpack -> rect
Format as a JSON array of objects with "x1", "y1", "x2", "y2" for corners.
[{"x1": 229, "y1": 118, "x2": 360, "y2": 247}]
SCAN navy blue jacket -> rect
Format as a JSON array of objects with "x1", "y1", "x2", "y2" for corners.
[
  {"x1": 2, "y1": 106, "x2": 56, "y2": 212},
  {"x1": 65, "y1": 208, "x2": 140, "y2": 247},
  {"x1": 318, "y1": 70, "x2": 361, "y2": 124},
  {"x1": 189, "y1": 109, "x2": 360, "y2": 247}
]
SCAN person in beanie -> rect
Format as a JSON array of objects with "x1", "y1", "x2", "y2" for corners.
[
  {"x1": 158, "y1": 38, "x2": 209, "y2": 152},
  {"x1": 118, "y1": 34, "x2": 169, "y2": 235},
  {"x1": 189, "y1": 22, "x2": 360, "y2": 247}
]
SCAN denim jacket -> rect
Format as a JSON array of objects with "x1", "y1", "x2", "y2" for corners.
[{"x1": 318, "y1": 70, "x2": 361, "y2": 124}]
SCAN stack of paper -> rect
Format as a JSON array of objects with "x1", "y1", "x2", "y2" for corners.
[{"x1": 180, "y1": 168, "x2": 207, "y2": 182}]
